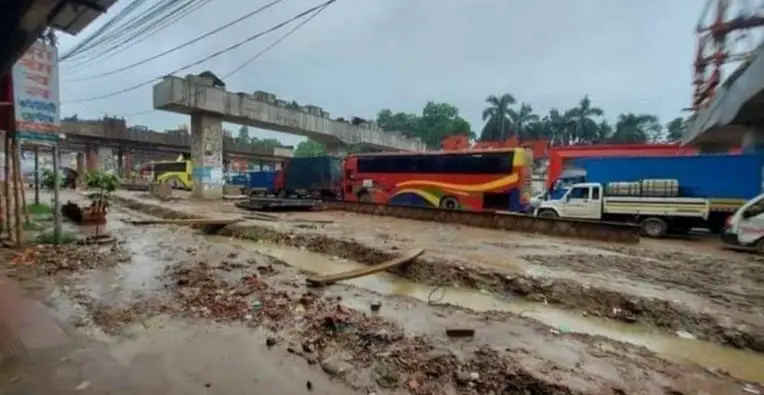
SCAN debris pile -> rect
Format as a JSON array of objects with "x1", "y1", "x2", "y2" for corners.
[{"x1": 7, "y1": 244, "x2": 128, "y2": 275}]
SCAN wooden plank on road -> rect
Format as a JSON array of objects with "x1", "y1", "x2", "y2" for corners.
[{"x1": 306, "y1": 249, "x2": 424, "y2": 286}]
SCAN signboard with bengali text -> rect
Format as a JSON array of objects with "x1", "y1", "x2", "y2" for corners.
[{"x1": 12, "y1": 41, "x2": 61, "y2": 144}]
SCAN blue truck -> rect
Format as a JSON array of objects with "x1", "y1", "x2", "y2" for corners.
[
  {"x1": 227, "y1": 170, "x2": 277, "y2": 196},
  {"x1": 544, "y1": 153, "x2": 764, "y2": 232}
]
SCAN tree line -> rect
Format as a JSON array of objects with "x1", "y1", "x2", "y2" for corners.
[{"x1": 288, "y1": 93, "x2": 689, "y2": 157}]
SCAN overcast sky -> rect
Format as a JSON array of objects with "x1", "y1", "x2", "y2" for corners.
[{"x1": 58, "y1": 0, "x2": 705, "y2": 147}]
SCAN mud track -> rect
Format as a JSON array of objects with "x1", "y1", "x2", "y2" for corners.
[{"x1": 111, "y1": 194, "x2": 764, "y2": 353}]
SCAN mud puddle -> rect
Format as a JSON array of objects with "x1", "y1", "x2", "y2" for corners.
[{"x1": 215, "y1": 236, "x2": 764, "y2": 384}]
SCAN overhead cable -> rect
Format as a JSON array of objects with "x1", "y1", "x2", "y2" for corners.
[
  {"x1": 64, "y1": 0, "x2": 337, "y2": 104},
  {"x1": 63, "y1": 0, "x2": 286, "y2": 82},
  {"x1": 114, "y1": 2, "x2": 332, "y2": 119}
]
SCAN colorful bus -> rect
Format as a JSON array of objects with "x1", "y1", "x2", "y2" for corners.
[{"x1": 342, "y1": 148, "x2": 533, "y2": 212}]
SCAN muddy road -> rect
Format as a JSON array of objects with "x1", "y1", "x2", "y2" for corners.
[
  {"x1": 0, "y1": 193, "x2": 758, "y2": 393},
  {"x1": 112, "y1": 191, "x2": 764, "y2": 353}
]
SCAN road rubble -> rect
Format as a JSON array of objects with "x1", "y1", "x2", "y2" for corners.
[
  {"x1": 0, "y1": 196, "x2": 758, "y2": 394},
  {"x1": 111, "y1": 191, "x2": 764, "y2": 353}
]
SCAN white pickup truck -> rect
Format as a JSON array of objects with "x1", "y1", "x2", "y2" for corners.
[{"x1": 534, "y1": 182, "x2": 710, "y2": 238}]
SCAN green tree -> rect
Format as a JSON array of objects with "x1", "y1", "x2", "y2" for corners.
[
  {"x1": 568, "y1": 96, "x2": 604, "y2": 143},
  {"x1": 666, "y1": 117, "x2": 686, "y2": 141},
  {"x1": 294, "y1": 139, "x2": 327, "y2": 157},
  {"x1": 237, "y1": 126, "x2": 250, "y2": 144},
  {"x1": 510, "y1": 103, "x2": 539, "y2": 140},
  {"x1": 376, "y1": 102, "x2": 472, "y2": 149},
  {"x1": 376, "y1": 109, "x2": 418, "y2": 137},
  {"x1": 480, "y1": 93, "x2": 516, "y2": 141},
  {"x1": 546, "y1": 109, "x2": 575, "y2": 145},
  {"x1": 417, "y1": 101, "x2": 472, "y2": 148},
  {"x1": 610, "y1": 114, "x2": 661, "y2": 144}
]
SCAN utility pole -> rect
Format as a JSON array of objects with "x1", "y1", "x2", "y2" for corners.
[
  {"x1": 33, "y1": 146, "x2": 39, "y2": 204},
  {"x1": 52, "y1": 144, "x2": 61, "y2": 243}
]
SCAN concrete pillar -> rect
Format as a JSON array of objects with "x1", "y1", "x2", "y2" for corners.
[
  {"x1": 85, "y1": 145, "x2": 98, "y2": 172},
  {"x1": 117, "y1": 148, "x2": 124, "y2": 177},
  {"x1": 190, "y1": 112, "x2": 224, "y2": 199},
  {"x1": 76, "y1": 152, "x2": 85, "y2": 176},
  {"x1": 124, "y1": 150, "x2": 133, "y2": 178},
  {"x1": 742, "y1": 127, "x2": 764, "y2": 153}
]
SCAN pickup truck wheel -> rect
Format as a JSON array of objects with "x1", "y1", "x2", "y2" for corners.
[
  {"x1": 755, "y1": 238, "x2": 764, "y2": 255},
  {"x1": 641, "y1": 217, "x2": 668, "y2": 238},
  {"x1": 537, "y1": 209, "x2": 558, "y2": 218}
]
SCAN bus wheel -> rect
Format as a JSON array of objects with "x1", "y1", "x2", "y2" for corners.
[
  {"x1": 641, "y1": 217, "x2": 668, "y2": 238},
  {"x1": 537, "y1": 209, "x2": 558, "y2": 218},
  {"x1": 358, "y1": 191, "x2": 372, "y2": 203},
  {"x1": 439, "y1": 196, "x2": 459, "y2": 210},
  {"x1": 164, "y1": 177, "x2": 182, "y2": 189}
]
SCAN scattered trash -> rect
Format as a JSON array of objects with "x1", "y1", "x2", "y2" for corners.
[
  {"x1": 676, "y1": 330, "x2": 696, "y2": 340},
  {"x1": 743, "y1": 384, "x2": 761, "y2": 394},
  {"x1": 75, "y1": 381, "x2": 90, "y2": 390}
]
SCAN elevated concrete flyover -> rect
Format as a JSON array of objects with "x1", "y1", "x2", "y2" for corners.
[
  {"x1": 682, "y1": 42, "x2": 764, "y2": 152},
  {"x1": 153, "y1": 75, "x2": 426, "y2": 153}
]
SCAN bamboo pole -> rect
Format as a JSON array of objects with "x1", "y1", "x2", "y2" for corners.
[
  {"x1": 15, "y1": 142, "x2": 29, "y2": 225},
  {"x1": 11, "y1": 139, "x2": 22, "y2": 245},
  {"x1": 3, "y1": 132, "x2": 10, "y2": 241}
]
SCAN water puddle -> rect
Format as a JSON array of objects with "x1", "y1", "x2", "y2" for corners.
[{"x1": 216, "y1": 237, "x2": 764, "y2": 384}]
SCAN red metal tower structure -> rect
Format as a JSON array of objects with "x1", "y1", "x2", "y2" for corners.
[{"x1": 693, "y1": 0, "x2": 764, "y2": 110}]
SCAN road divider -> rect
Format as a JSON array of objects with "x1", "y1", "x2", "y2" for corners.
[{"x1": 323, "y1": 201, "x2": 640, "y2": 244}]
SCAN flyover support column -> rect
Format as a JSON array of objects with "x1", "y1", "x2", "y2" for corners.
[
  {"x1": 76, "y1": 152, "x2": 85, "y2": 179},
  {"x1": 742, "y1": 126, "x2": 764, "y2": 153},
  {"x1": 190, "y1": 112, "x2": 224, "y2": 199},
  {"x1": 117, "y1": 148, "x2": 124, "y2": 177},
  {"x1": 85, "y1": 145, "x2": 99, "y2": 172}
]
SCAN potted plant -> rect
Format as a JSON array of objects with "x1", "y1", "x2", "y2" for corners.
[{"x1": 83, "y1": 171, "x2": 119, "y2": 238}]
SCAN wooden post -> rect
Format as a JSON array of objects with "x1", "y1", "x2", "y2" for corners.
[
  {"x1": 33, "y1": 146, "x2": 39, "y2": 204},
  {"x1": 0, "y1": 131, "x2": 5, "y2": 239},
  {"x1": 4, "y1": 132, "x2": 11, "y2": 242},
  {"x1": 52, "y1": 144, "x2": 61, "y2": 243},
  {"x1": 15, "y1": 143, "x2": 29, "y2": 224},
  {"x1": 11, "y1": 139, "x2": 22, "y2": 245}
]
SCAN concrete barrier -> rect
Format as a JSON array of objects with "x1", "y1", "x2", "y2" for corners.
[{"x1": 324, "y1": 201, "x2": 640, "y2": 244}]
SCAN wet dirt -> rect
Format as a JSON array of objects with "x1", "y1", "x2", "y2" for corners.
[
  {"x1": 110, "y1": 191, "x2": 764, "y2": 354},
  {"x1": 2, "y1": 195, "x2": 759, "y2": 394},
  {"x1": 214, "y1": 238, "x2": 764, "y2": 385}
]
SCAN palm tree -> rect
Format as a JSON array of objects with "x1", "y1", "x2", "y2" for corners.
[
  {"x1": 481, "y1": 93, "x2": 516, "y2": 141},
  {"x1": 611, "y1": 113, "x2": 660, "y2": 144},
  {"x1": 509, "y1": 103, "x2": 539, "y2": 140},
  {"x1": 568, "y1": 96, "x2": 604, "y2": 144},
  {"x1": 547, "y1": 109, "x2": 574, "y2": 146}
]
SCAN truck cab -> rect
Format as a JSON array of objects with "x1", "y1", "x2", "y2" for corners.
[
  {"x1": 536, "y1": 183, "x2": 602, "y2": 220},
  {"x1": 547, "y1": 168, "x2": 587, "y2": 200},
  {"x1": 722, "y1": 192, "x2": 764, "y2": 253}
]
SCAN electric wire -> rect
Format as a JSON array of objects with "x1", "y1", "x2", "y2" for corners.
[
  {"x1": 63, "y1": 0, "x2": 200, "y2": 65},
  {"x1": 64, "y1": 0, "x2": 336, "y2": 104},
  {"x1": 67, "y1": 0, "x2": 214, "y2": 69},
  {"x1": 63, "y1": 0, "x2": 287, "y2": 82},
  {"x1": 64, "y1": 0, "x2": 209, "y2": 68},
  {"x1": 60, "y1": 0, "x2": 151, "y2": 61},
  {"x1": 111, "y1": 1, "x2": 332, "y2": 118}
]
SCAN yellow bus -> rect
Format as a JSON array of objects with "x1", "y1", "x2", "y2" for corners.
[{"x1": 153, "y1": 159, "x2": 192, "y2": 189}]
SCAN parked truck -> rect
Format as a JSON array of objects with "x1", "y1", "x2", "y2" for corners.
[
  {"x1": 535, "y1": 181, "x2": 711, "y2": 238},
  {"x1": 274, "y1": 156, "x2": 342, "y2": 199},
  {"x1": 542, "y1": 153, "x2": 764, "y2": 233}
]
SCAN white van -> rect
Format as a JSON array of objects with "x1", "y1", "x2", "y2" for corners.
[{"x1": 721, "y1": 192, "x2": 764, "y2": 253}]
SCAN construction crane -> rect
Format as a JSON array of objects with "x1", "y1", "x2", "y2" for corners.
[{"x1": 692, "y1": 0, "x2": 764, "y2": 110}]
